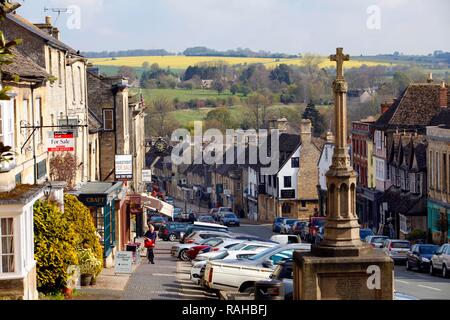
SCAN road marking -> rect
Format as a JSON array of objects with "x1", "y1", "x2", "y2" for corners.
[
  {"x1": 152, "y1": 273, "x2": 176, "y2": 277},
  {"x1": 418, "y1": 285, "x2": 441, "y2": 291},
  {"x1": 395, "y1": 280, "x2": 410, "y2": 284}
]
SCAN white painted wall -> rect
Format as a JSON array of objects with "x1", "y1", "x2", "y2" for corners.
[
  {"x1": 318, "y1": 144, "x2": 335, "y2": 191},
  {"x1": 278, "y1": 146, "x2": 301, "y2": 199}
]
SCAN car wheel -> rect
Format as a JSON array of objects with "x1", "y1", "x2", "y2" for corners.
[
  {"x1": 243, "y1": 286, "x2": 255, "y2": 294},
  {"x1": 169, "y1": 234, "x2": 177, "y2": 242},
  {"x1": 430, "y1": 263, "x2": 435, "y2": 276},
  {"x1": 443, "y1": 265, "x2": 449, "y2": 278},
  {"x1": 179, "y1": 249, "x2": 190, "y2": 261},
  {"x1": 406, "y1": 260, "x2": 411, "y2": 271}
]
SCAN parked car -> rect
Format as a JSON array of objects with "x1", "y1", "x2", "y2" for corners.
[
  {"x1": 203, "y1": 243, "x2": 311, "y2": 293},
  {"x1": 280, "y1": 219, "x2": 299, "y2": 234},
  {"x1": 270, "y1": 234, "x2": 301, "y2": 245},
  {"x1": 290, "y1": 221, "x2": 309, "y2": 239},
  {"x1": 171, "y1": 237, "x2": 225, "y2": 261},
  {"x1": 193, "y1": 240, "x2": 276, "y2": 264},
  {"x1": 197, "y1": 215, "x2": 216, "y2": 224},
  {"x1": 360, "y1": 228, "x2": 374, "y2": 241},
  {"x1": 191, "y1": 250, "x2": 261, "y2": 286},
  {"x1": 382, "y1": 239, "x2": 411, "y2": 264},
  {"x1": 430, "y1": 243, "x2": 450, "y2": 278},
  {"x1": 183, "y1": 230, "x2": 231, "y2": 245},
  {"x1": 220, "y1": 213, "x2": 240, "y2": 227},
  {"x1": 188, "y1": 239, "x2": 245, "y2": 261},
  {"x1": 180, "y1": 222, "x2": 229, "y2": 243},
  {"x1": 406, "y1": 244, "x2": 439, "y2": 272},
  {"x1": 158, "y1": 223, "x2": 190, "y2": 242},
  {"x1": 148, "y1": 216, "x2": 167, "y2": 231},
  {"x1": 365, "y1": 235, "x2": 389, "y2": 249},
  {"x1": 173, "y1": 208, "x2": 183, "y2": 222},
  {"x1": 307, "y1": 217, "x2": 326, "y2": 243},
  {"x1": 269, "y1": 259, "x2": 294, "y2": 300},
  {"x1": 165, "y1": 196, "x2": 174, "y2": 206},
  {"x1": 273, "y1": 217, "x2": 287, "y2": 233},
  {"x1": 214, "y1": 207, "x2": 233, "y2": 221}
]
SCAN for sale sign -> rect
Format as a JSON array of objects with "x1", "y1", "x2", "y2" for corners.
[{"x1": 47, "y1": 131, "x2": 75, "y2": 152}]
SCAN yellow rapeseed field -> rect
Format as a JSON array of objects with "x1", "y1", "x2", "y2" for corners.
[{"x1": 90, "y1": 55, "x2": 391, "y2": 70}]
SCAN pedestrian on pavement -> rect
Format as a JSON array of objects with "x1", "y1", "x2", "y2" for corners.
[{"x1": 144, "y1": 224, "x2": 157, "y2": 264}]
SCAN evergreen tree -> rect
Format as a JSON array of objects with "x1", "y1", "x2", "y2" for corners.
[{"x1": 302, "y1": 102, "x2": 325, "y2": 137}]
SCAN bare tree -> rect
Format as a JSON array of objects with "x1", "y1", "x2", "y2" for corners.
[
  {"x1": 49, "y1": 153, "x2": 77, "y2": 191},
  {"x1": 146, "y1": 97, "x2": 176, "y2": 137},
  {"x1": 245, "y1": 92, "x2": 272, "y2": 129}
]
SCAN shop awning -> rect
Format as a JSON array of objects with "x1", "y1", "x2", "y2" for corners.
[{"x1": 140, "y1": 193, "x2": 174, "y2": 219}]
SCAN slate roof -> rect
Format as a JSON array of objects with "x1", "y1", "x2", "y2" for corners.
[
  {"x1": 382, "y1": 186, "x2": 426, "y2": 217},
  {"x1": 373, "y1": 84, "x2": 443, "y2": 130},
  {"x1": 6, "y1": 13, "x2": 80, "y2": 55},
  {"x1": 429, "y1": 108, "x2": 450, "y2": 129},
  {"x1": 1, "y1": 47, "x2": 50, "y2": 82}
]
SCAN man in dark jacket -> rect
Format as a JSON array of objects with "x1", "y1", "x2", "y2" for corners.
[{"x1": 144, "y1": 224, "x2": 157, "y2": 264}]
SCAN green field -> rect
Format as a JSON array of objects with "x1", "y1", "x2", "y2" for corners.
[{"x1": 134, "y1": 88, "x2": 239, "y2": 103}]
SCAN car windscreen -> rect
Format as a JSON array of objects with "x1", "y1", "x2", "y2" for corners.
[
  {"x1": 224, "y1": 214, "x2": 236, "y2": 218},
  {"x1": 230, "y1": 243, "x2": 247, "y2": 251},
  {"x1": 286, "y1": 220, "x2": 297, "y2": 225},
  {"x1": 371, "y1": 237, "x2": 387, "y2": 243},
  {"x1": 419, "y1": 245, "x2": 438, "y2": 254},
  {"x1": 248, "y1": 246, "x2": 280, "y2": 261},
  {"x1": 391, "y1": 242, "x2": 410, "y2": 249}
]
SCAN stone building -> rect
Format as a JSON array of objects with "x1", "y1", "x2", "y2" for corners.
[
  {"x1": 258, "y1": 120, "x2": 321, "y2": 222},
  {"x1": 1, "y1": 14, "x2": 91, "y2": 187},
  {"x1": 427, "y1": 108, "x2": 450, "y2": 244},
  {"x1": 0, "y1": 44, "x2": 51, "y2": 300}
]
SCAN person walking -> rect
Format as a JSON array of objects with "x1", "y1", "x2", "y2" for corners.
[{"x1": 144, "y1": 224, "x2": 157, "y2": 264}]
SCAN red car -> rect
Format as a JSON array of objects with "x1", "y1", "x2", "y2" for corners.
[{"x1": 186, "y1": 245, "x2": 211, "y2": 260}]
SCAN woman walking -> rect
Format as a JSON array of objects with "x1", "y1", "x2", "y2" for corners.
[{"x1": 144, "y1": 224, "x2": 157, "y2": 264}]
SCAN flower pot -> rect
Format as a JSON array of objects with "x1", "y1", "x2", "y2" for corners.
[
  {"x1": 90, "y1": 277, "x2": 97, "y2": 286},
  {"x1": 80, "y1": 274, "x2": 93, "y2": 287},
  {"x1": 63, "y1": 287, "x2": 73, "y2": 300}
]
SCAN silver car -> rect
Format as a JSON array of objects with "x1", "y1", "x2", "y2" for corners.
[
  {"x1": 430, "y1": 243, "x2": 450, "y2": 278},
  {"x1": 382, "y1": 239, "x2": 411, "y2": 264},
  {"x1": 365, "y1": 235, "x2": 389, "y2": 249}
]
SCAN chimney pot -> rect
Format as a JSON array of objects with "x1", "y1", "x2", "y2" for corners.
[
  {"x1": 440, "y1": 81, "x2": 447, "y2": 109},
  {"x1": 427, "y1": 72, "x2": 433, "y2": 83},
  {"x1": 45, "y1": 16, "x2": 52, "y2": 25},
  {"x1": 300, "y1": 119, "x2": 312, "y2": 143}
]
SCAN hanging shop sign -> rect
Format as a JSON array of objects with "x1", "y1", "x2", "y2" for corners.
[
  {"x1": 47, "y1": 131, "x2": 75, "y2": 152},
  {"x1": 115, "y1": 155, "x2": 133, "y2": 181},
  {"x1": 142, "y1": 170, "x2": 152, "y2": 183}
]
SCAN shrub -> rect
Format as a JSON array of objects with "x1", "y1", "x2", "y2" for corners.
[
  {"x1": 64, "y1": 195, "x2": 103, "y2": 276},
  {"x1": 406, "y1": 229, "x2": 427, "y2": 242},
  {"x1": 34, "y1": 200, "x2": 79, "y2": 294},
  {"x1": 78, "y1": 248, "x2": 102, "y2": 276}
]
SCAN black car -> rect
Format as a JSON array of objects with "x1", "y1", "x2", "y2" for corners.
[
  {"x1": 406, "y1": 244, "x2": 439, "y2": 272},
  {"x1": 159, "y1": 223, "x2": 190, "y2": 242}
]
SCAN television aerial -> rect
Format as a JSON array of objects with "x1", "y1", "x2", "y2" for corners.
[{"x1": 44, "y1": 7, "x2": 71, "y2": 24}]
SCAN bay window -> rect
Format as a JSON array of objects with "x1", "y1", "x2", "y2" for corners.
[{"x1": 0, "y1": 218, "x2": 14, "y2": 274}]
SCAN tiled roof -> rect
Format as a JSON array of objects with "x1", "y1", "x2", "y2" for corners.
[
  {"x1": 374, "y1": 84, "x2": 443, "y2": 130},
  {"x1": 1, "y1": 47, "x2": 50, "y2": 82},
  {"x1": 382, "y1": 186, "x2": 426, "y2": 216},
  {"x1": 6, "y1": 13, "x2": 80, "y2": 55}
]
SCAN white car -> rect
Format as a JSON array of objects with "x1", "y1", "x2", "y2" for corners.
[
  {"x1": 190, "y1": 239, "x2": 246, "y2": 265},
  {"x1": 192, "y1": 241, "x2": 277, "y2": 265},
  {"x1": 171, "y1": 237, "x2": 225, "y2": 260},
  {"x1": 190, "y1": 250, "x2": 264, "y2": 285},
  {"x1": 183, "y1": 230, "x2": 231, "y2": 244}
]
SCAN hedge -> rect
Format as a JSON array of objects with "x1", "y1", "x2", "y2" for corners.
[
  {"x1": 64, "y1": 195, "x2": 103, "y2": 276},
  {"x1": 34, "y1": 200, "x2": 79, "y2": 294}
]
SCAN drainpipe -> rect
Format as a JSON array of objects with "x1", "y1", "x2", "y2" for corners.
[{"x1": 30, "y1": 83, "x2": 37, "y2": 185}]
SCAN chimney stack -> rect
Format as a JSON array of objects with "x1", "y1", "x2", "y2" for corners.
[
  {"x1": 300, "y1": 119, "x2": 312, "y2": 143},
  {"x1": 427, "y1": 72, "x2": 434, "y2": 83},
  {"x1": 440, "y1": 81, "x2": 448, "y2": 109},
  {"x1": 325, "y1": 131, "x2": 335, "y2": 143},
  {"x1": 45, "y1": 16, "x2": 52, "y2": 25}
]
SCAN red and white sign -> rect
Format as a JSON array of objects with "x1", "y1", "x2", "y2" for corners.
[{"x1": 48, "y1": 131, "x2": 75, "y2": 152}]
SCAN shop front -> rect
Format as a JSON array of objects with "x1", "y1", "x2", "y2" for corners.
[{"x1": 75, "y1": 182, "x2": 124, "y2": 268}]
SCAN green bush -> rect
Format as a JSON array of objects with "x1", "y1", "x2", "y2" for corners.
[
  {"x1": 406, "y1": 229, "x2": 427, "y2": 242},
  {"x1": 34, "y1": 200, "x2": 79, "y2": 294},
  {"x1": 77, "y1": 248, "x2": 102, "y2": 275},
  {"x1": 64, "y1": 195, "x2": 103, "y2": 276}
]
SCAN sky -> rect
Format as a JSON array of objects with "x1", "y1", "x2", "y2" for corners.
[{"x1": 15, "y1": 0, "x2": 450, "y2": 55}]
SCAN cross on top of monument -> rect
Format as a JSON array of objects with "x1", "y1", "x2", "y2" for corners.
[{"x1": 330, "y1": 47, "x2": 350, "y2": 79}]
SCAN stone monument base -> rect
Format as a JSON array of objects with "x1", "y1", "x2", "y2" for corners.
[{"x1": 293, "y1": 248, "x2": 394, "y2": 300}]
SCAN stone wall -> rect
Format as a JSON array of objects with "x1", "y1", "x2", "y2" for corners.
[{"x1": 0, "y1": 266, "x2": 38, "y2": 300}]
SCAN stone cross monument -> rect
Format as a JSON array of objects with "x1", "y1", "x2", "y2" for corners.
[{"x1": 292, "y1": 48, "x2": 394, "y2": 300}]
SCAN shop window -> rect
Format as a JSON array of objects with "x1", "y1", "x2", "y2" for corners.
[{"x1": 0, "y1": 218, "x2": 14, "y2": 273}]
